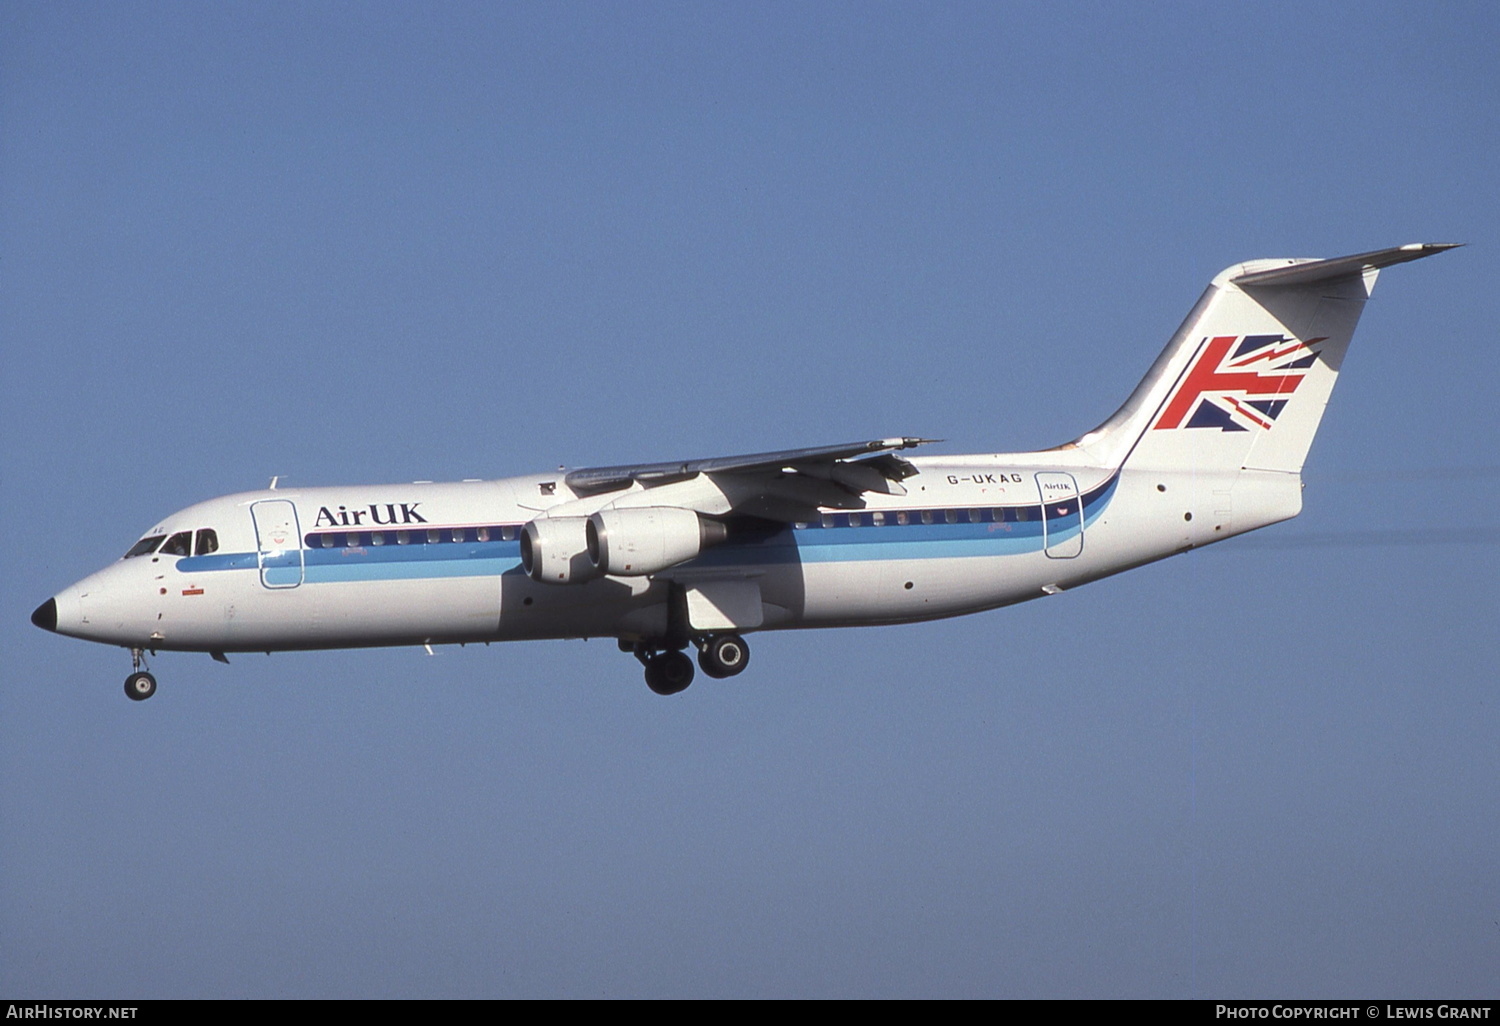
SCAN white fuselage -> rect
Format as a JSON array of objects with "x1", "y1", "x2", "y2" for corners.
[{"x1": 44, "y1": 454, "x2": 1300, "y2": 655}]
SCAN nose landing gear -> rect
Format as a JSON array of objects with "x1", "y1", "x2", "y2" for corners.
[
  {"x1": 124, "y1": 648, "x2": 157, "y2": 701},
  {"x1": 125, "y1": 672, "x2": 157, "y2": 701}
]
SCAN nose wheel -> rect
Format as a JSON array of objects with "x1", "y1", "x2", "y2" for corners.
[
  {"x1": 125, "y1": 671, "x2": 157, "y2": 701},
  {"x1": 123, "y1": 647, "x2": 157, "y2": 701}
]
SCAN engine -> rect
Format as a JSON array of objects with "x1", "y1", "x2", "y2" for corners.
[
  {"x1": 519, "y1": 516, "x2": 600, "y2": 585},
  {"x1": 586, "y1": 507, "x2": 728, "y2": 576}
]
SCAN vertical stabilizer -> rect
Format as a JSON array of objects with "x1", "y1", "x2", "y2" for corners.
[{"x1": 1073, "y1": 244, "x2": 1456, "y2": 475}]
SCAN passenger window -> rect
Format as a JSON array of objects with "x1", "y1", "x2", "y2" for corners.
[
  {"x1": 195, "y1": 529, "x2": 219, "y2": 556},
  {"x1": 944, "y1": 509, "x2": 959, "y2": 524},
  {"x1": 821, "y1": 514, "x2": 837, "y2": 529},
  {"x1": 501, "y1": 527, "x2": 518, "y2": 542},
  {"x1": 920, "y1": 511, "x2": 935, "y2": 525},
  {"x1": 848, "y1": 512, "x2": 862, "y2": 527},
  {"x1": 452, "y1": 528, "x2": 466, "y2": 543},
  {"x1": 320, "y1": 534, "x2": 335, "y2": 548},
  {"x1": 871, "y1": 511, "x2": 885, "y2": 526},
  {"x1": 371, "y1": 532, "x2": 386, "y2": 546},
  {"x1": 162, "y1": 532, "x2": 192, "y2": 557},
  {"x1": 124, "y1": 535, "x2": 166, "y2": 559},
  {"x1": 477, "y1": 527, "x2": 490, "y2": 542},
  {"x1": 427, "y1": 529, "x2": 441, "y2": 545},
  {"x1": 968, "y1": 509, "x2": 982, "y2": 524},
  {"x1": 895, "y1": 512, "x2": 909, "y2": 525},
  {"x1": 396, "y1": 530, "x2": 410, "y2": 545}
]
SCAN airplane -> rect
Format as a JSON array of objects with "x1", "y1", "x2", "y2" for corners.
[{"x1": 31, "y1": 243, "x2": 1457, "y2": 700}]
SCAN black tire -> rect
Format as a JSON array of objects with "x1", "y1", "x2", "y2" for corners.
[
  {"x1": 698, "y1": 634, "x2": 750, "y2": 679},
  {"x1": 644, "y1": 651, "x2": 694, "y2": 695},
  {"x1": 124, "y1": 671, "x2": 157, "y2": 701}
]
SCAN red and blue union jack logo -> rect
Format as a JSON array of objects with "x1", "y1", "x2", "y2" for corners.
[{"x1": 1153, "y1": 334, "x2": 1326, "y2": 432}]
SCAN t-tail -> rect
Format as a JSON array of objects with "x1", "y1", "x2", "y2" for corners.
[{"x1": 1075, "y1": 244, "x2": 1458, "y2": 480}]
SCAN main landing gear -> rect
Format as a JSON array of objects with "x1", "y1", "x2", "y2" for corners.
[
  {"x1": 697, "y1": 633, "x2": 750, "y2": 679},
  {"x1": 626, "y1": 633, "x2": 751, "y2": 696},
  {"x1": 124, "y1": 647, "x2": 157, "y2": 701},
  {"x1": 643, "y1": 649, "x2": 695, "y2": 696}
]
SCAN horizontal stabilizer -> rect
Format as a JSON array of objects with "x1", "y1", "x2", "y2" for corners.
[{"x1": 1232, "y1": 243, "x2": 1461, "y2": 288}]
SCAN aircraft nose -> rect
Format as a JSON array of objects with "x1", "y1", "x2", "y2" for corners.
[{"x1": 31, "y1": 597, "x2": 58, "y2": 633}]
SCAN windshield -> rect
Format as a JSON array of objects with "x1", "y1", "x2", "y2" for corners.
[
  {"x1": 123, "y1": 534, "x2": 166, "y2": 559},
  {"x1": 160, "y1": 532, "x2": 193, "y2": 557}
]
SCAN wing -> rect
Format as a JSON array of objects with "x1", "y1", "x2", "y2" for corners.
[
  {"x1": 563, "y1": 436, "x2": 939, "y2": 517},
  {"x1": 565, "y1": 436, "x2": 935, "y2": 494}
]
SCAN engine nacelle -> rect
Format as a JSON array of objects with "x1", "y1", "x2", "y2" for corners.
[
  {"x1": 520, "y1": 516, "x2": 600, "y2": 585},
  {"x1": 586, "y1": 506, "x2": 728, "y2": 576}
]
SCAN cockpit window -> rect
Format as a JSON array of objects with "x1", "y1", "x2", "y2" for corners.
[
  {"x1": 161, "y1": 532, "x2": 193, "y2": 557},
  {"x1": 124, "y1": 534, "x2": 166, "y2": 559},
  {"x1": 195, "y1": 529, "x2": 219, "y2": 556}
]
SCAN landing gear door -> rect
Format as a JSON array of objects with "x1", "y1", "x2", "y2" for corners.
[
  {"x1": 1036, "y1": 472, "x2": 1084, "y2": 559},
  {"x1": 684, "y1": 579, "x2": 764, "y2": 632},
  {"x1": 251, "y1": 499, "x2": 305, "y2": 589}
]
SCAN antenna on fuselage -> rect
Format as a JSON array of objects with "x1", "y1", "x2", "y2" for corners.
[{"x1": 268, "y1": 476, "x2": 279, "y2": 490}]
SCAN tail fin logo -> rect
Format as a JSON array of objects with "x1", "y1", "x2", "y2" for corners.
[{"x1": 1152, "y1": 334, "x2": 1327, "y2": 432}]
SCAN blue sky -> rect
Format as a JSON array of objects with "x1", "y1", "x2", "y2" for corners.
[{"x1": 3, "y1": 2, "x2": 1496, "y2": 998}]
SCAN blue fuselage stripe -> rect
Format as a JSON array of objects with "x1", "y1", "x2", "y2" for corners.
[{"x1": 174, "y1": 474, "x2": 1118, "y2": 582}]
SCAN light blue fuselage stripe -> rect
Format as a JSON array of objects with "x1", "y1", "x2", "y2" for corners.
[{"x1": 176, "y1": 475, "x2": 1118, "y2": 583}]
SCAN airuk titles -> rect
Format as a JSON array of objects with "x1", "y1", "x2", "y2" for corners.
[{"x1": 313, "y1": 503, "x2": 428, "y2": 528}]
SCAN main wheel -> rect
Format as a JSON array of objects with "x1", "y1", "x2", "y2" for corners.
[
  {"x1": 644, "y1": 651, "x2": 695, "y2": 695},
  {"x1": 698, "y1": 634, "x2": 750, "y2": 679},
  {"x1": 124, "y1": 671, "x2": 157, "y2": 701}
]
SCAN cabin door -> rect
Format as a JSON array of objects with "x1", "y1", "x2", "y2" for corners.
[
  {"x1": 251, "y1": 499, "x2": 305, "y2": 588},
  {"x1": 1035, "y1": 472, "x2": 1084, "y2": 559}
]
